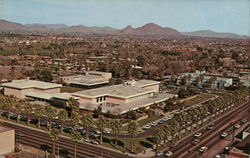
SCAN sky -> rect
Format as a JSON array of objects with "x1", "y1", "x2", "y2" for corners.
[{"x1": 0, "y1": 0, "x2": 249, "y2": 35}]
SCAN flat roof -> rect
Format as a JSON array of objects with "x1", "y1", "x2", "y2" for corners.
[
  {"x1": 74, "y1": 84, "x2": 155, "y2": 98},
  {"x1": 0, "y1": 126, "x2": 14, "y2": 133},
  {"x1": 1, "y1": 79, "x2": 62, "y2": 89},
  {"x1": 79, "y1": 93, "x2": 177, "y2": 115}
]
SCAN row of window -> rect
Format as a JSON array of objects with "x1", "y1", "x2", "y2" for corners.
[{"x1": 96, "y1": 96, "x2": 106, "y2": 102}]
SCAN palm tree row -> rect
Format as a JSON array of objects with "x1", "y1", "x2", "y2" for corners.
[{"x1": 153, "y1": 88, "x2": 249, "y2": 155}]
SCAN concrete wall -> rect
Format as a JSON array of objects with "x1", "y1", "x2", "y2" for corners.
[
  {"x1": 106, "y1": 96, "x2": 126, "y2": 105},
  {"x1": 4, "y1": 87, "x2": 60, "y2": 99},
  {"x1": 4, "y1": 87, "x2": 25, "y2": 98},
  {"x1": 0, "y1": 129, "x2": 15, "y2": 155}
]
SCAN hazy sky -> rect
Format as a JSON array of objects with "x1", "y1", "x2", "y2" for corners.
[{"x1": 0, "y1": 0, "x2": 249, "y2": 35}]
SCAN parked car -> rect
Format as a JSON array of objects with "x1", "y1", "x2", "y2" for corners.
[
  {"x1": 143, "y1": 125, "x2": 151, "y2": 130},
  {"x1": 156, "y1": 151, "x2": 164, "y2": 157},
  {"x1": 150, "y1": 122, "x2": 158, "y2": 126},
  {"x1": 165, "y1": 151, "x2": 173, "y2": 157},
  {"x1": 91, "y1": 140, "x2": 99, "y2": 145},
  {"x1": 94, "y1": 129, "x2": 101, "y2": 134},
  {"x1": 169, "y1": 142, "x2": 178, "y2": 148}
]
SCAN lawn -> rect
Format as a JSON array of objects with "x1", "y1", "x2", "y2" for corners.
[
  {"x1": 182, "y1": 93, "x2": 215, "y2": 106},
  {"x1": 60, "y1": 86, "x2": 84, "y2": 93}
]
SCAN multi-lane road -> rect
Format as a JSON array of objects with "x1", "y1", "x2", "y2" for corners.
[
  {"x1": 162, "y1": 100, "x2": 250, "y2": 158},
  {"x1": 2, "y1": 121, "x2": 133, "y2": 158}
]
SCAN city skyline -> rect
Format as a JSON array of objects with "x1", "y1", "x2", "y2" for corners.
[{"x1": 0, "y1": 0, "x2": 249, "y2": 35}]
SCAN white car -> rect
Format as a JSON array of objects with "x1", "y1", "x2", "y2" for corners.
[
  {"x1": 194, "y1": 132, "x2": 202, "y2": 138},
  {"x1": 94, "y1": 129, "x2": 101, "y2": 134},
  {"x1": 221, "y1": 132, "x2": 229, "y2": 138},
  {"x1": 91, "y1": 140, "x2": 99, "y2": 145},
  {"x1": 234, "y1": 124, "x2": 240, "y2": 129},
  {"x1": 143, "y1": 125, "x2": 151, "y2": 130},
  {"x1": 215, "y1": 155, "x2": 221, "y2": 158},
  {"x1": 150, "y1": 122, "x2": 158, "y2": 126},
  {"x1": 156, "y1": 151, "x2": 164, "y2": 157},
  {"x1": 165, "y1": 151, "x2": 173, "y2": 157},
  {"x1": 104, "y1": 129, "x2": 111, "y2": 134},
  {"x1": 199, "y1": 146, "x2": 208, "y2": 153}
]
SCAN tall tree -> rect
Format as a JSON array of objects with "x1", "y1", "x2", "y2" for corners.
[
  {"x1": 96, "y1": 116, "x2": 106, "y2": 145},
  {"x1": 58, "y1": 109, "x2": 68, "y2": 133},
  {"x1": 34, "y1": 104, "x2": 44, "y2": 128},
  {"x1": 70, "y1": 131, "x2": 82, "y2": 158},
  {"x1": 127, "y1": 121, "x2": 138, "y2": 152},
  {"x1": 153, "y1": 128, "x2": 163, "y2": 155},
  {"x1": 49, "y1": 128, "x2": 61, "y2": 156},
  {"x1": 111, "y1": 120, "x2": 122, "y2": 147}
]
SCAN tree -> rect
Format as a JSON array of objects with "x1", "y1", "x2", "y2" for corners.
[
  {"x1": 24, "y1": 103, "x2": 34, "y2": 126},
  {"x1": 127, "y1": 121, "x2": 138, "y2": 152},
  {"x1": 70, "y1": 131, "x2": 82, "y2": 158},
  {"x1": 111, "y1": 120, "x2": 122, "y2": 147},
  {"x1": 34, "y1": 104, "x2": 44, "y2": 128},
  {"x1": 2, "y1": 96, "x2": 14, "y2": 120},
  {"x1": 13, "y1": 101, "x2": 23, "y2": 123},
  {"x1": 58, "y1": 109, "x2": 68, "y2": 133},
  {"x1": 81, "y1": 115, "x2": 93, "y2": 139},
  {"x1": 68, "y1": 97, "x2": 79, "y2": 115},
  {"x1": 96, "y1": 116, "x2": 106, "y2": 145},
  {"x1": 153, "y1": 128, "x2": 163, "y2": 155},
  {"x1": 49, "y1": 128, "x2": 61, "y2": 156},
  {"x1": 45, "y1": 106, "x2": 57, "y2": 130},
  {"x1": 71, "y1": 112, "x2": 81, "y2": 131}
]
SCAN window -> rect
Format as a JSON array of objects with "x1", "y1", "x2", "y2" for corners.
[
  {"x1": 96, "y1": 98, "x2": 99, "y2": 102},
  {"x1": 104, "y1": 96, "x2": 106, "y2": 101},
  {"x1": 100, "y1": 97, "x2": 102, "y2": 102}
]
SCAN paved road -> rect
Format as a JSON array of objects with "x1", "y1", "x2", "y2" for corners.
[
  {"x1": 2, "y1": 121, "x2": 135, "y2": 158},
  {"x1": 167, "y1": 100, "x2": 250, "y2": 158}
]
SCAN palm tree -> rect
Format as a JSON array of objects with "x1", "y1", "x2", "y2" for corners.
[
  {"x1": 111, "y1": 120, "x2": 122, "y2": 147},
  {"x1": 153, "y1": 128, "x2": 163, "y2": 155},
  {"x1": 49, "y1": 128, "x2": 61, "y2": 156},
  {"x1": 68, "y1": 97, "x2": 79, "y2": 114},
  {"x1": 96, "y1": 116, "x2": 106, "y2": 145},
  {"x1": 24, "y1": 103, "x2": 34, "y2": 126},
  {"x1": 45, "y1": 106, "x2": 57, "y2": 130},
  {"x1": 13, "y1": 101, "x2": 23, "y2": 123},
  {"x1": 127, "y1": 121, "x2": 138, "y2": 152},
  {"x1": 34, "y1": 104, "x2": 44, "y2": 128},
  {"x1": 71, "y1": 112, "x2": 81, "y2": 131},
  {"x1": 2, "y1": 96, "x2": 14, "y2": 120},
  {"x1": 58, "y1": 109, "x2": 68, "y2": 133},
  {"x1": 70, "y1": 131, "x2": 82, "y2": 158},
  {"x1": 81, "y1": 115, "x2": 93, "y2": 139},
  {"x1": 163, "y1": 125, "x2": 171, "y2": 145}
]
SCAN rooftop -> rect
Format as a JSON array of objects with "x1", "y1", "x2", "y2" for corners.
[
  {"x1": 1, "y1": 79, "x2": 62, "y2": 89},
  {"x1": 0, "y1": 126, "x2": 14, "y2": 133},
  {"x1": 74, "y1": 84, "x2": 154, "y2": 98},
  {"x1": 79, "y1": 93, "x2": 177, "y2": 115}
]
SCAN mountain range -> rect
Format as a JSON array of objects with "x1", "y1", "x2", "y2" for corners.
[{"x1": 0, "y1": 19, "x2": 249, "y2": 39}]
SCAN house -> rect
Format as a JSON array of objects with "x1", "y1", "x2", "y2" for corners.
[{"x1": 73, "y1": 80, "x2": 177, "y2": 115}]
